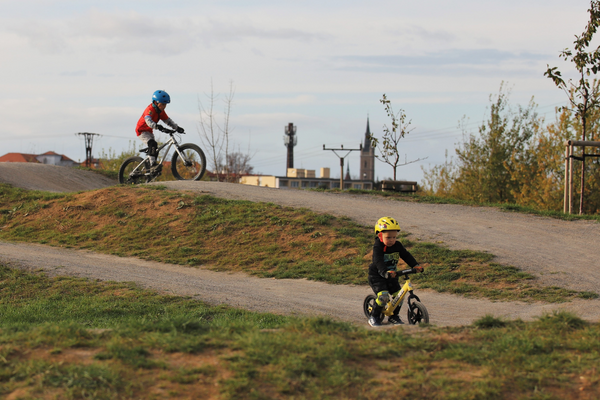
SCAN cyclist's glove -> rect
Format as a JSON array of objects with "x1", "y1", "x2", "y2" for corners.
[
  {"x1": 413, "y1": 265, "x2": 424, "y2": 273},
  {"x1": 176, "y1": 126, "x2": 185, "y2": 133}
]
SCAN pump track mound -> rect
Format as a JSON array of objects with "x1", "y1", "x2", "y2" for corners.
[{"x1": 1, "y1": 163, "x2": 599, "y2": 327}]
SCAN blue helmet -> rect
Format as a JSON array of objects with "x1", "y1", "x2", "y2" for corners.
[{"x1": 152, "y1": 90, "x2": 171, "y2": 104}]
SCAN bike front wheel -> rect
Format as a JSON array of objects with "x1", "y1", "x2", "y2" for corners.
[
  {"x1": 118, "y1": 156, "x2": 148, "y2": 185},
  {"x1": 407, "y1": 301, "x2": 429, "y2": 325},
  {"x1": 363, "y1": 294, "x2": 377, "y2": 319},
  {"x1": 171, "y1": 144, "x2": 207, "y2": 181}
]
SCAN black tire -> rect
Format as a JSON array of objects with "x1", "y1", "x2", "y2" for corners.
[
  {"x1": 118, "y1": 156, "x2": 148, "y2": 185},
  {"x1": 171, "y1": 144, "x2": 206, "y2": 181},
  {"x1": 407, "y1": 301, "x2": 429, "y2": 325},
  {"x1": 363, "y1": 294, "x2": 377, "y2": 319}
]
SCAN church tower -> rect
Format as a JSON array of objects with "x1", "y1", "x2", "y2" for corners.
[{"x1": 360, "y1": 117, "x2": 375, "y2": 182}]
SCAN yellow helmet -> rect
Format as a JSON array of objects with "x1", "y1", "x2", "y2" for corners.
[{"x1": 374, "y1": 216, "x2": 401, "y2": 234}]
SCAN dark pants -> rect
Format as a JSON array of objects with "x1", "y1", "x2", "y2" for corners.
[{"x1": 368, "y1": 275, "x2": 402, "y2": 320}]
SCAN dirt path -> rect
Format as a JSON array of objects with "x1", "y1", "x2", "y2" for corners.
[
  {"x1": 0, "y1": 163, "x2": 116, "y2": 192},
  {"x1": 1, "y1": 165, "x2": 599, "y2": 326},
  {"x1": 159, "y1": 181, "x2": 600, "y2": 294},
  {"x1": 2, "y1": 241, "x2": 599, "y2": 327}
]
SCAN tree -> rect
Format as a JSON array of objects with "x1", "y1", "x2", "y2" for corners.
[
  {"x1": 544, "y1": 0, "x2": 600, "y2": 214},
  {"x1": 219, "y1": 150, "x2": 255, "y2": 179},
  {"x1": 422, "y1": 84, "x2": 543, "y2": 204},
  {"x1": 197, "y1": 80, "x2": 235, "y2": 181},
  {"x1": 369, "y1": 94, "x2": 426, "y2": 180}
]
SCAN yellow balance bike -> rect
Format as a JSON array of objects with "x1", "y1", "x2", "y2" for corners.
[{"x1": 363, "y1": 267, "x2": 429, "y2": 325}]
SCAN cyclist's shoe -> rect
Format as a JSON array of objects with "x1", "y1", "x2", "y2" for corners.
[
  {"x1": 388, "y1": 315, "x2": 404, "y2": 325},
  {"x1": 368, "y1": 316, "x2": 382, "y2": 327}
]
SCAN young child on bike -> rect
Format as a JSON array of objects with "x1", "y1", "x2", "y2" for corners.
[
  {"x1": 135, "y1": 90, "x2": 185, "y2": 168},
  {"x1": 368, "y1": 216, "x2": 423, "y2": 327}
]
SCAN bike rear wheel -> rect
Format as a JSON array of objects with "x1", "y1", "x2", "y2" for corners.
[
  {"x1": 171, "y1": 144, "x2": 206, "y2": 181},
  {"x1": 407, "y1": 301, "x2": 429, "y2": 325},
  {"x1": 118, "y1": 156, "x2": 149, "y2": 185},
  {"x1": 363, "y1": 294, "x2": 377, "y2": 319}
]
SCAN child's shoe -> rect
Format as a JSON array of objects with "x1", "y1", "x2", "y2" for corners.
[
  {"x1": 368, "y1": 316, "x2": 382, "y2": 327},
  {"x1": 388, "y1": 315, "x2": 404, "y2": 325}
]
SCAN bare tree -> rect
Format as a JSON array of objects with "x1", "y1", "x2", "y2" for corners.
[
  {"x1": 221, "y1": 82, "x2": 235, "y2": 181},
  {"x1": 369, "y1": 94, "x2": 427, "y2": 180},
  {"x1": 197, "y1": 80, "x2": 224, "y2": 180}
]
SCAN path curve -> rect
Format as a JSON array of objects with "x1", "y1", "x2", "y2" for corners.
[
  {"x1": 2, "y1": 241, "x2": 599, "y2": 327},
  {"x1": 1, "y1": 165, "x2": 599, "y2": 326}
]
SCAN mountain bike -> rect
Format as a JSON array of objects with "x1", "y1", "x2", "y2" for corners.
[
  {"x1": 363, "y1": 267, "x2": 429, "y2": 325},
  {"x1": 118, "y1": 127, "x2": 207, "y2": 184}
]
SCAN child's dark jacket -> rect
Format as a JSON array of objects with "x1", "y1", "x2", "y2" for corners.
[{"x1": 368, "y1": 237, "x2": 418, "y2": 285}]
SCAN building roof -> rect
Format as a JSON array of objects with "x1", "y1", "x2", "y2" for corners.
[
  {"x1": 39, "y1": 151, "x2": 77, "y2": 163},
  {"x1": 0, "y1": 153, "x2": 40, "y2": 163},
  {"x1": 0, "y1": 151, "x2": 77, "y2": 164}
]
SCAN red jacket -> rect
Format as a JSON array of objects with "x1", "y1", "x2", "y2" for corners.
[{"x1": 135, "y1": 104, "x2": 170, "y2": 136}]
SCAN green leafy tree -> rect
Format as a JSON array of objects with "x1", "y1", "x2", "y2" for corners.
[
  {"x1": 369, "y1": 94, "x2": 426, "y2": 180},
  {"x1": 423, "y1": 85, "x2": 600, "y2": 214},
  {"x1": 544, "y1": 0, "x2": 600, "y2": 214},
  {"x1": 422, "y1": 84, "x2": 543, "y2": 204},
  {"x1": 455, "y1": 85, "x2": 541, "y2": 203}
]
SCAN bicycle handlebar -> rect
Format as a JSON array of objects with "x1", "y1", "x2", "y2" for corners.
[
  {"x1": 400, "y1": 268, "x2": 419, "y2": 276},
  {"x1": 157, "y1": 125, "x2": 184, "y2": 135},
  {"x1": 384, "y1": 267, "x2": 422, "y2": 279}
]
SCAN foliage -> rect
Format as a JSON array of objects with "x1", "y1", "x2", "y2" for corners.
[
  {"x1": 98, "y1": 141, "x2": 139, "y2": 172},
  {"x1": 545, "y1": 0, "x2": 600, "y2": 214},
  {"x1": 422, "y1": 83, "x2": 600, "y2": 214},
  {"x1": 369, "y1": 94, "x2": 426, "y2": 180},
  {"x1": 422, "y1": 84, "x2": 544, "y2": 204}
]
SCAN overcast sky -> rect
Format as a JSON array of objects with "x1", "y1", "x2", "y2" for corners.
[{"x1": 0, "y1": 0, "x2": 595, "y2": 182}]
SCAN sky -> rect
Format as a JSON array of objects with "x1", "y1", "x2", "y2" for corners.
[{"x1": 0, "y1": 0, "x2": 596, "y2": 183}]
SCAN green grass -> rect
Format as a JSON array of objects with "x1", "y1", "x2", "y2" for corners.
[
  {"x1": 1, "y1": 264, "x2": 599, "y2": 399},
  {"x1": 0, "y1": 183, "x2": 596, "y2": 303}
]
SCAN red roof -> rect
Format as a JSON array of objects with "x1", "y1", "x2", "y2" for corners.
[
  {"x1": 0, "y1": 153, "x2": 40, "y2": 163},
  {"x1": 39, "y1": 151, "x2": 77, "y2": 163}
]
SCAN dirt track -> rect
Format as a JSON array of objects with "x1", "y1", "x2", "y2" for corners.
[{"x1": 1, "y1": 164, "x2": 600, "y2": 327}]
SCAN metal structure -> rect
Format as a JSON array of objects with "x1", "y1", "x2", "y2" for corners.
[
  {"x1": 323, "y1": 143, "x2": 362, "y2": 190},
  {"x1": 564, "y1": 139, "x2": 600, "y2": 214},
  {"x1": 78, "y1": 132, "x2": 100, "y2": 168},
  {"x1": 283, "y1": 123, "x2": 297, "y2": 169}
]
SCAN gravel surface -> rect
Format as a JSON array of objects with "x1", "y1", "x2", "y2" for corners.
[
  {"x1": 1, "y1": 164, "x2": 599, "y2": 327},
  {"x1": 0, "y1": 163, "x2": 116, "y2": 192}
]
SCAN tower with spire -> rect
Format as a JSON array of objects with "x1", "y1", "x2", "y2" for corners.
[{"x1": 360, "y1": 117, "x2": 375, "y2": 182}]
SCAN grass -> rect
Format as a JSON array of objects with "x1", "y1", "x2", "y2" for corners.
[
  {"x1": 1, "y1": 264, "x2": 599, "y2": 399},
  {"x1": 0, "y1": 183, "x2": 596, "y2": 303}
]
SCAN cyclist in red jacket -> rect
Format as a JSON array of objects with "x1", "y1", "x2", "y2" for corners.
[{"x1": 135, "y1": 90, "x2": 184, "y2": 168}]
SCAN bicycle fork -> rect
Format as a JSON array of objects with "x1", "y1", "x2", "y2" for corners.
[{"x1": 383, "y1": 280, "x2": 422, "y2": 317}]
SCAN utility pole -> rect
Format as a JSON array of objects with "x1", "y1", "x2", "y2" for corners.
[
  {"x1": 283, "y1": 123, "x2": 297, "y2": 171},
  {"x1": 78, "y1": 132, "x2": 100, "y2": 167},
  {"x1": 323, "y1": 143, "x2": 362, "y2": 190}
]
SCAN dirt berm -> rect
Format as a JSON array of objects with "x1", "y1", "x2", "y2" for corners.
[{"x1": 1, "y1": 163, "x2": 599, "y2": 327}]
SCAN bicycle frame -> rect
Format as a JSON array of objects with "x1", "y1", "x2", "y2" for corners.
[
  {"x1": 131, "y1": 134, "x2": 188, "y2": 174},
  {"x1": 381, "y1": 270, "x2": 423, "y2": 318}
]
